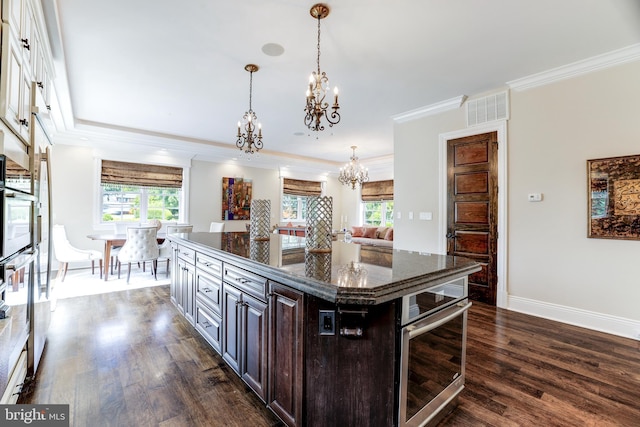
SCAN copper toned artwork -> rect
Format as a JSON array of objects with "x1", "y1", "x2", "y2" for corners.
[
  {"x1": 587, "y1": 154, "x2": 640, "y2": 239},
  {"x1": 222, "y1": 177, "x2": 252, "y2": 220}
]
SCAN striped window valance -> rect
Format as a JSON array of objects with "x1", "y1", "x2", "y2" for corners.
[
  {"x1": 101, "y1": 160, "x2": 183, "y2": 188},
  {"x1": 361, "y1": 179, "x2": 394, "y2": 201},
  {"x1": 283, "y1": 178, "x2": 322, "y2": 197}
]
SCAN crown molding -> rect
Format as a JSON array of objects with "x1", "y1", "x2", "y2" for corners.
[
  {"x1": 508, "y1": 43, "x2": 640, "y2": 91},
  {"x1": 391, "y1": 95, "x2": 467, "y2": 123}
]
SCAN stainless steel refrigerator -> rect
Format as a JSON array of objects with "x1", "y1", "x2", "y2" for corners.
[{"x1": 29, "y1": 83, "x2": 54, "y2": 376}]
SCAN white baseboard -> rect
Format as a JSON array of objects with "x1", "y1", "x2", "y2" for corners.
[{"x1": 507, "y1": 295, "x2": 640, "y2": 341}]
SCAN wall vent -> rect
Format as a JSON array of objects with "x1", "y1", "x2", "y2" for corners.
[{"x1": 466, "y1": 91, "x2": 509, "y2": 127}]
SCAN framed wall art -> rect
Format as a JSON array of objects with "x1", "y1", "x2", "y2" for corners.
[
  {"x1": 587, "y1": 154, "x2": 640, "y2": 240},
  {"x1": 222, "y1": 177, "x2": 252, "y2": 220}
]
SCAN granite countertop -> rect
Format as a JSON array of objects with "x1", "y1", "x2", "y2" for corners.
[{"x1": 169, "y1": 232, "x2": 481, "y2": 305}]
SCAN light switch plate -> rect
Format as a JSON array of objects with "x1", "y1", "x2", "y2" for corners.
[
  {"x1": 408, "y1": 211, "x2": 413, "y2": 220},
  {"x1": 528, "y1": 193, "x2": 543, "y2": 202},
  {"x1": 419, "y1": 212, "x2": 432, "y2": 220}
]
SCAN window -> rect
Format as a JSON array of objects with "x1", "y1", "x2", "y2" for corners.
[
  {"x1": 100, "y1": 160, "x2": 183, "y2": 224},
  {"x1": 282, "y1": 194, "x2": 309, "y2": 222},
  {"x1": 361, "y1": 179, "x2": 394, "y2": 227},
  {"x1": 101, "y1": 184, "x2": 181, "y2": 223},
  {"x1": 281, "y1": 178, "x2": 321, "y2": 223},
  {"x1": 363, "y1": 200, "x2": 394, "y2": 227}
]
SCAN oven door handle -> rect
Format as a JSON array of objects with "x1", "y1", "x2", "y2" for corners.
[
  {"x1": 407, "y1": 301, "x2": 472, "y2": 339},
  {"x1": 5, "y1": 249, "x2": 38, "y2": 272}
]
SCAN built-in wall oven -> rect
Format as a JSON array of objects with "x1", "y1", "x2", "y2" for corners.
[
  {"x1": 0, "y1": 155, "x2": 34, "y2": 262},
  {"x1": 398, "y1": 277, "x2": 471, "y2": 427}
]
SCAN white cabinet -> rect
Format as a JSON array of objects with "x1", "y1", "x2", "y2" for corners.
[{"x1": 0, "y1": 0, "x2": 53, "y2": 143}]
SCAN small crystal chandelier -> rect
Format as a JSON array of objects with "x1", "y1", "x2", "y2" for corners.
[
  {"x1": 338, "y1": 146, "x2": 369, "y2": 190},
  {"x1": 304, "y1": 3, "x2": 340, "y2": 132},
  {"x1": 236, "y1": 64, "x2": 263, "y2": 154}
]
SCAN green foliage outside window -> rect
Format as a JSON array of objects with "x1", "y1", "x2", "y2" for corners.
[
  {"x1": 101, "y1": 184, "x2": 181, "y2": 223},
  {"x1": 363, "y1": 200, "x2": 394, "y2": 227}
]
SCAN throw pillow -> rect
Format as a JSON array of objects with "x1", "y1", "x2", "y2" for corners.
[
  {"x1": 351, "y1": 226, "x2": 364, "y2": 237},
  {"x1": 384, "y1": 227, "x2": 394, "y2": 241},
  {"x1": 376, "y1": 227, "x2": 389, "y2": 239},
  {"x1": 363, "y1": 227, "x2": 378, "y2": 239}
]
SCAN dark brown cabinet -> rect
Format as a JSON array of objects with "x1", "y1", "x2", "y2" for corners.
[
  {"x1": 222, "y1": 283, "x2": 268, "y2": 401},
  {"x1": 268, "y1": 281, "x2": 304, "y2": 427}
]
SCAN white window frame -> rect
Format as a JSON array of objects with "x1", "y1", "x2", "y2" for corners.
[{"x1": 362, "y1": 200, "x2": 394, "y2": 227}]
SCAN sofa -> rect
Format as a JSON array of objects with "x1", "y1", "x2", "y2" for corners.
[{"x1": 349, "y1": 226, "x2": 393, "y2": 247}]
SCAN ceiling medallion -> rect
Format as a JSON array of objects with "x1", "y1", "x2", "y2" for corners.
[
  {"x1": 236, "y1": 64, "x2": 263, "y2": 154},
  {"x1": 304, "y1": 3, "x2": 340, "y2": 132},
  {"x1": 338, "y1": 146, "x2": 369, "y2": 190}
]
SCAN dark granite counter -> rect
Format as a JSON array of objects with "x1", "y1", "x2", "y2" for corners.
[{"x1": 169, "y1": 232, "x2": 480, "y2": 305}]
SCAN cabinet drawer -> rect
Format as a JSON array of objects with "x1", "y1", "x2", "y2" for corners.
[
  {"x1": 177, "y1": 245, "x2": 195, "y2": 264},
  {"x1": 196, "y1": 252, "x2": 222, "y2": 278},
  {"x1": 223, "y1": 264, "x2": 267, "y2": 302},
  {"x1": 195, "y1": 302, "x2": 222, "y2": 355},
  {"x1": 196, "y1": 272, "x2": 221, "y2": 315}
]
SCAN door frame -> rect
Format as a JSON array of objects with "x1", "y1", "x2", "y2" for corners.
[{"x1": 438, "y1": 121, "x2": 508, "y2": 308}]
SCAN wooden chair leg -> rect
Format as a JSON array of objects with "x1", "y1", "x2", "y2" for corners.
[
  {"x1": 126, "y1": 263, "x2": 132, "y2": 284},
  {"x1": 99, "y1": 260, "x2": 103, "y2": 280},
  {"x1": 165, "y1": 259, "x2": 170, "y2": 278},
  {"x1": 91, "y1": 260, "x2": 95, "y2": 275},
  {"x1": 117, "y1": 261, "x2": 121, "y2": 279}
]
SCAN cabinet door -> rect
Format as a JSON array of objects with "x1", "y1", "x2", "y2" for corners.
[
  {"x1": 268, "y1": 282, "x2": 304, "y2": 427},
  {"x1": 196, "y1": 271, "x2": 221, "y2": 315},
  {"x1": 175, "y1": 256, "x2": 194, "y2": 318},
  {"x1": 242, "y1": 293, "x2": 268, "y2": 402},
  {"x1": 222, "y1": 284, "x2": 242, "y2": 374},
  {"x1": 0, "y1": 24, "x2": 23, "y2": 132},
  {"x1": 195, "y1": 301, "x2": 222, "y2": 354},
  {"x1": 183, "y1": 261, "x2": 196, "y2": 325},
  {"x1": 169, "y1": 244, "x2": 178, "y2": 305}
]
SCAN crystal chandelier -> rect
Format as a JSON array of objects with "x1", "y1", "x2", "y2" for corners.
[
  {"x1": 337, "y1": 261, "x2": 368, "y2": 288},
  {"x1": 304, "y1": 3, "x2": 340, "y2": 132},
  {"x1": 338, "y1": 146, "x2": 369, "y2": 190},
  {"x1": 236, "y1": 64, "x2": 263, "y2": 154}
]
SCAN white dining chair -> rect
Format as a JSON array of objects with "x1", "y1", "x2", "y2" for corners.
[
  {"x1": 52, "y1": 224, "x2": 103, "y2": 282},
  {"x1": 157, "y1": 225, "x2": 193, "y2": 277},
  {"x1": 117, "y1": 226, "x2": 159, "y2": 283},
  {"x1": 209, "y1": 221, "x2": 225, "y2": 232}
]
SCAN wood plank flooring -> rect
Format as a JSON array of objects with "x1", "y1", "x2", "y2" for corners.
[{"x1": 19, "y1": 286, "x2": 640, "y2": 426}]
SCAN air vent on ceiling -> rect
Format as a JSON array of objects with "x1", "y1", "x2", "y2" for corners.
[{"x1": 466, "y1": 91, "x2": 509, "y2": 127}]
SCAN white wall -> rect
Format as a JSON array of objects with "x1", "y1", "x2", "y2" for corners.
[
  {"x1": 50, "y1": 148, "x2": 346, "y2": 260},
  {"x1": 394, "y1": 60, "x2": 640, "y2": 339}
]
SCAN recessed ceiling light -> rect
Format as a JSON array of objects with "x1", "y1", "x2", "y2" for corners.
[
  {"x1": 232, "y1": 157, "x2": 238, "y2": 161},
  {"x1": 293, "y1": 131, "x2": 305, "y2": 136},
  {"x1": 79, "y1": 136, "x2": 89, "y2": 141},
  {"x1": 262, "y1": 43, "x2": 285, "y2": 57}
]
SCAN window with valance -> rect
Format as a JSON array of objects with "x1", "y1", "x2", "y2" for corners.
[
  {"x1": 282, "y1": 178, "x2": 322, "y2": 222},
  {"x1": 361, "y1": 180, "x2": 394, "y2": 226},
  {"x1": 100, "y1": 160, "x2": 184, "y2": 223}
]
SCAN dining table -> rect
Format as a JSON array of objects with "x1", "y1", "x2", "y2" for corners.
[{"x1": 86, "y1": 233, "x2": 166, "y2": 281}]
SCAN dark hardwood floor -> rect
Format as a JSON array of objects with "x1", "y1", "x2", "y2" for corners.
[{"x1": 20, "y1": 285, "x2": 640, "y2": 426}]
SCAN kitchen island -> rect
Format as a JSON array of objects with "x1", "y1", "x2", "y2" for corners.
[{"x1": 167, "y1": 232, "x2": 480, "y2": 427}]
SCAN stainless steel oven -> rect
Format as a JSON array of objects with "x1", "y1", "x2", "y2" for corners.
[
  {"x1": 398, "y1": 277, "x2": 471, "y2": 427},
  {"x1": 0, "y1": 155, "x2": 34, "y2": 261}
]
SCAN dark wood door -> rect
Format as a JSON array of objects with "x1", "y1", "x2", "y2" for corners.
[
  {"x1": 268, "y1": 282, "x2": 304, "y2": 427},
  {"x1": 447, "y1": 132, "x2": 498, "y2": 305}
]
